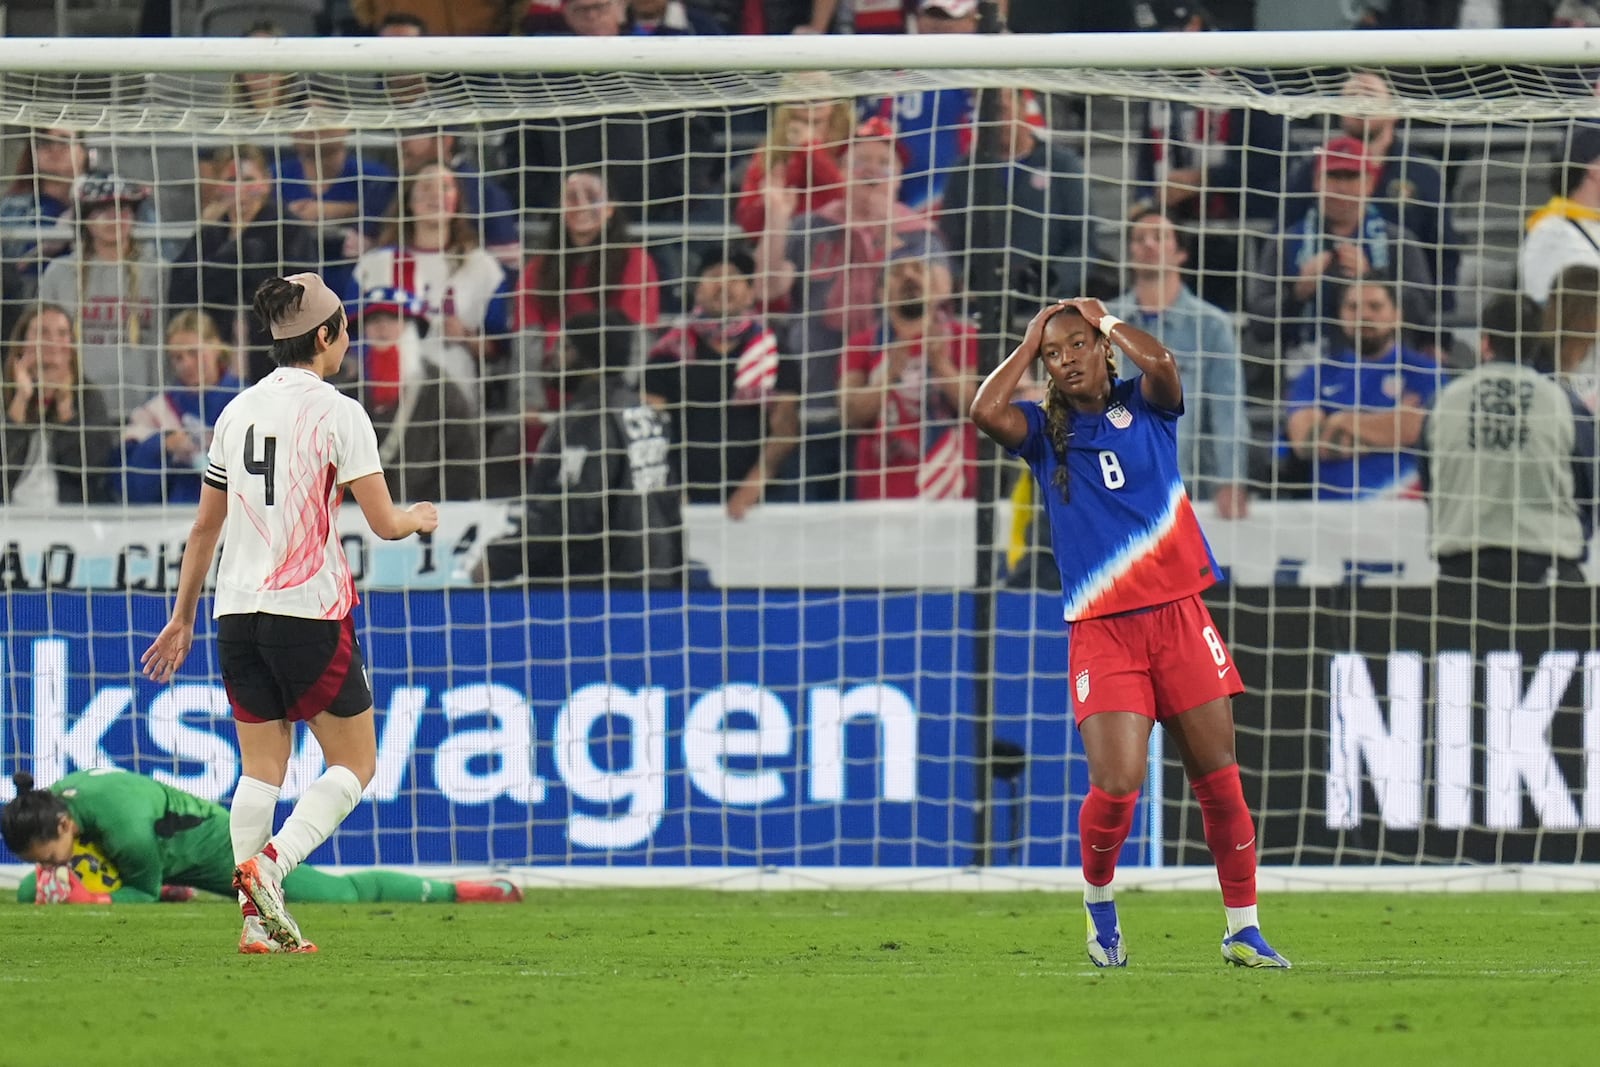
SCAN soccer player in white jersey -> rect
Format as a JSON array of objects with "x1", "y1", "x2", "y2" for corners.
[{"x1": 141, "y1": 272, "x2": 439, "y2": 954}]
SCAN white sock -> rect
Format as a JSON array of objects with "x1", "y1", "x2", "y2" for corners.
[
  {"x1": 231, "y1": 776, "x2": 281, "y2": 862},
  {"x1": 1084, "y1": 882, "x2": 1116, "y2": 905},
  {"x1": 231, "y1": 776, "x2": 280, "y2": 913},
  {"x1": 1225, "y1": 904, "x2": 1260, "y2": 936},
  {"x1": 263, "y1": 765, "x2": 364, "y2": 879}
]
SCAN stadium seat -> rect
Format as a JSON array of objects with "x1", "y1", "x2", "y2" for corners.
[
  {"x1": 55, "y1": 0, "x2": 144, "y2": 35},
  {"x1": 198, "y1": 0, "x2": 323, "y2": 36}
]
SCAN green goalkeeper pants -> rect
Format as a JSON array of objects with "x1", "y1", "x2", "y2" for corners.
[{"x1": 281, "y1": 866, "x2": 460, "y2": 904}]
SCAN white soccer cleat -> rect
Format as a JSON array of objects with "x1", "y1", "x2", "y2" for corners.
[
  {"x1": 1085, "y1": 900, "x2": 1127, "y2": 968},
  {"x1": 234, "y1": 856, "x2": 307, "y2": 951}
]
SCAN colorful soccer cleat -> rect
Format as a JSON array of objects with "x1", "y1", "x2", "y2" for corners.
[
  {"x1": 238, "y1": 915, "x2": 319, "y2": 955},
  {"x1": 454, "y1": 878, "x2": 524, "y2": 904},
  {"x1": 234, "y1": 856, "x2": 307, "y2": 951},
  {"x1": 1085, "y1": 900, "x2": 1127, "y2": 968},
  {"x1": 238, "y1": 915, "x2": 278, "y2": 954},
  {"x1": 1221, "y1": 926, "x2": 1292, "y2": 969}
]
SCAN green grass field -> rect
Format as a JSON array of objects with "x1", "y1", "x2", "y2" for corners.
[{"x1": 3, "y1": 890, "x2": 1596, "y2": 1066}]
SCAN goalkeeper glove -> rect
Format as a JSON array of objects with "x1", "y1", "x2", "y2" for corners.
[
  {"x1": 34, "y1": 864, "x2": 112, "y2": 905},
  {"x1": 159, "y1": 885, "x2": 196, "y2": 903}
]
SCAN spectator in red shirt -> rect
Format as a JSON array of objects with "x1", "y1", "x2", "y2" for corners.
[
  {"x1": 735, "y1": 97, "x2": 855, "y2": 238},
  {"x1": 755, "y1": 116, "x2": 949, "y2": 499},
  {"x1": 517, "y1": 170, "x2": 661, "y2": 413},
  {"x1": 839, "y1": 255, "x2": 977, "y2": 500}
]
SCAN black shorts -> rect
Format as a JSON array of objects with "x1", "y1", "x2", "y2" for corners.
[{"x1": 217, "y1": 613, "x2": 373, "y2": 724}]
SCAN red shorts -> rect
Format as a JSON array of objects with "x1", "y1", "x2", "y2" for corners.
[{"x1": 1065, "y1": 594, "x2": 1244, "y2": 725}]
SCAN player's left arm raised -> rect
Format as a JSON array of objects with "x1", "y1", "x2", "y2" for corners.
[{"x1": 1069, "y1": 297, "x2": 1183, "y2": 411}]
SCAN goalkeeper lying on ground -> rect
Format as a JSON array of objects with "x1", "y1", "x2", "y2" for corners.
[{"x1": 2, "y1": 769, "x2": 521, "y2": 953}]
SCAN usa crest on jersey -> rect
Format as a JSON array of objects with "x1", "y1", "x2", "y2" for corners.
[{"x1": 1106, "y1": 404, "x2": 1133, "y2": 430}]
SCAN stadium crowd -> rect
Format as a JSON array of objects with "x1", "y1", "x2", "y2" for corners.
[{"x1": 1, "y1": 0, "x2": 1598, "y2": 586}]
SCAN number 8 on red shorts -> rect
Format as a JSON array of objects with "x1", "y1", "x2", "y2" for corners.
[{"x1": 1064, "y1": 593, "x2": 1244, "y2": 725}]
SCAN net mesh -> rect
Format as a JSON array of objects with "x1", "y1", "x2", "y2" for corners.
[
  {"x1": 0, "y1": 40, "x2": 1597, "y2": 882},
  {"x1": 9, "y1": 62, "x2": 1600, "y2": 132}
]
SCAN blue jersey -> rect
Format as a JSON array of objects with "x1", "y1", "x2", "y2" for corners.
[
  {"x1": 863, "y1": 89, "x2": 974, "y2": 209},
  {"x1": 1282, "y1": 343, "x2": 1442, "y2": 500},
  {"x1": 1008, "y1": 377, "x2": 1220, "y2": 622}
]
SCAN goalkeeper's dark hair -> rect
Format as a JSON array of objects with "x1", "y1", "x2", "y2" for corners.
[
  {"x1": 252, "y1": 277, "x2": 345, "y2": 368},
  {"x1": 1040, "y1": 315, "x2": 1118, "y2": 505},
  {"x1": 1, "y1": 772, "x2": 69, "y2": 852}
]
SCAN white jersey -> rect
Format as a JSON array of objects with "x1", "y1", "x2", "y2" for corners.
[{"x1": 202, "y1": 367, "x2": 383, "y2": 621}]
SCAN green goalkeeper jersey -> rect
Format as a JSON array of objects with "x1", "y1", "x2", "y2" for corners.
[{"x1": 53, "y1": 768, "x2": 236, "y2": 903}]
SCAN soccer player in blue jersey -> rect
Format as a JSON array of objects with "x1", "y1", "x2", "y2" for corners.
[{"x1": 970, "y1": 298, "x2": 1290, "y2": 969}]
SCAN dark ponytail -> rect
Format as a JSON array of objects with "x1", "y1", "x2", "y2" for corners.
[
  {"x1": 252, "y1": 277, "x2": 344, "y2": 368},
  {"x1": 1, "y1": 771, "x2": 69, "y2": 854}
]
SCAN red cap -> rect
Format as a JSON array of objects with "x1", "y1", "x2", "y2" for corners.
[
  {"x1": 853, "y1": 116, "x2": 911, "y2": 168},
  {"x1": 1316, "y1": 135, "x2": 1380, "y2": 176}
]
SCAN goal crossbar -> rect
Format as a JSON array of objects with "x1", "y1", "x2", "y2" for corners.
[
  {"x1": 2, "y1": 29, "x2": 1600, "y2": 75},
  {"x1": 4, "y1": 30, "x2": 1600, "y2": 132}
]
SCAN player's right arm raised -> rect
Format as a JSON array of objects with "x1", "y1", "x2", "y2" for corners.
[
  {"x1": 347, "y1": 472, "x2": 438, "y2": 541},
  {"x1": 970, "y1": 300, "x2": 1069, "y2": 451}
]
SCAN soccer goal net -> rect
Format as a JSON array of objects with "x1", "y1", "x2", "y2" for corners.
[{"x1": 2, "y1": 29, "x2": 1599, "y2": 890}]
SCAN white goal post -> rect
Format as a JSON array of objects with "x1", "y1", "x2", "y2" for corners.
[{"x1": 2, "y1": 28, "x2": 1600, "y2": 892}]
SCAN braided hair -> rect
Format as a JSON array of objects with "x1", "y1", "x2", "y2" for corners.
[
  {"x1": 0, "y1": 771, "x2": 68, "y2": 854},
  {"x1": 1039, "y1": 341, "x2": 1118, "y2": 504}
]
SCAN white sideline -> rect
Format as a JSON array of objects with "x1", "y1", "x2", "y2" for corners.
[{"x1": 5, "y1": 863, "x2": 1600, "y2": 894}]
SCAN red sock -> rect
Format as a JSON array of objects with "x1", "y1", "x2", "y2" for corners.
[
  {"x1": 1079, "y1": 784, "x2": 1139, "y2": 887},
  {"x1": 1190, "y1": 763, "x2": 1257, "y2": 907}
]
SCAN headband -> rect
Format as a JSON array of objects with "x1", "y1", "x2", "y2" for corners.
[{"x1": 269, "y1": 272, "x2": 344, "y2": 339}]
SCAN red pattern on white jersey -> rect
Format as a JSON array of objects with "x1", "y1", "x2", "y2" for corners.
[
  {"x1": 206, "y1": 368, "x2": 383, "y2": 621},
  {"x1": 731, "y1": 331, "x2": 780, "y2": 400},
  {"x1": 916, "y1": 427, "x2": 966, "y2": 500}
]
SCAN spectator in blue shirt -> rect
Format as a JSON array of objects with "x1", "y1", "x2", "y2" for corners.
[
  {"x1": 0, "y1": 127, "x2": 89, "y2": 308},
  {"x1": 168, "y1": 144, "x2": 318, "y2": 384},
  {"x1": 273, "y1": 118, "x2": 398, "y2": 295},
  {"x1": 858, "y1": 0, "x2": 983, "y2": 211},
  {"x1": 119, "y1": 310, "x2": 240, "y2": 505},
  {"x1": 1107, "y1": 211, "x2": 1251, "y2": 516},
  {"x1": 1282, "y1": 279, "x2": 1442, "y2": 500}
]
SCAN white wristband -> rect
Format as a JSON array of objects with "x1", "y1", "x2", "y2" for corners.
[{"x1": 1098, "y1": 315, "x2": 1124, "y2": 339}]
